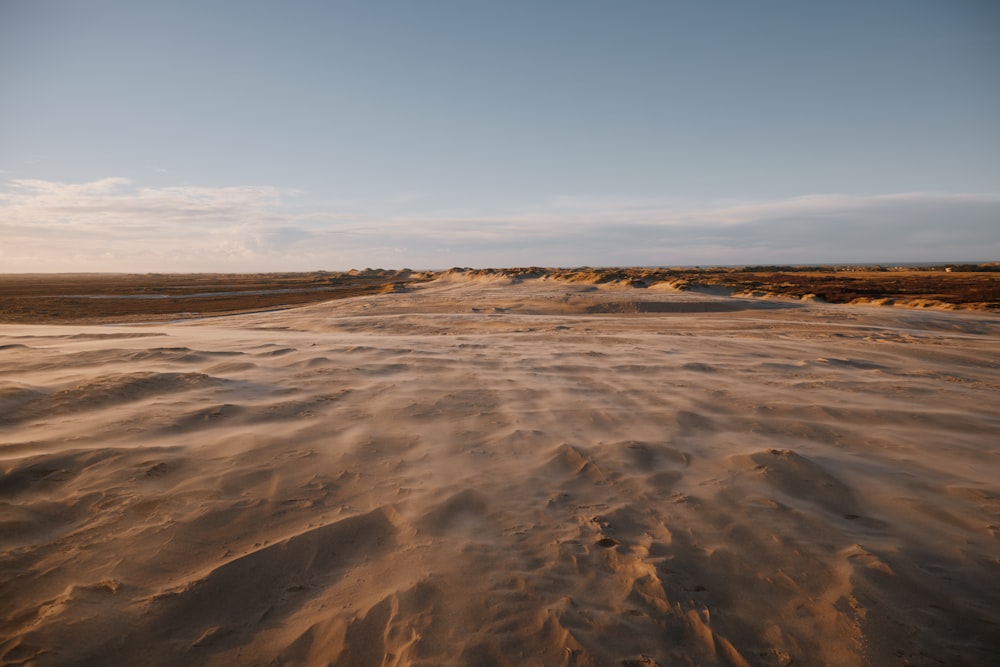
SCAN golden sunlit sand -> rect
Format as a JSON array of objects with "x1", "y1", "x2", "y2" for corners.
[{"x1": 2, "y1": 273, "x2": 999, "y2": 666}]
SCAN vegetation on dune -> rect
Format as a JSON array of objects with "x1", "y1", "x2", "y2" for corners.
[{"x1": 1, "y1": 264, "x2": 997, "y2": 323}]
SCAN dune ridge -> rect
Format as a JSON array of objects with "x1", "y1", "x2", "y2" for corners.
[
  {"x1": 1, "y1": 266, "x2": 996, "y2": 326},
  {"x1": 1, "y1": 276, "x2": 999, "y2": 666}
]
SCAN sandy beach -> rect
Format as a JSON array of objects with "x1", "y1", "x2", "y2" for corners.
[{"x1": 2, "y1": 273, "x2": 999, "y2": 666}]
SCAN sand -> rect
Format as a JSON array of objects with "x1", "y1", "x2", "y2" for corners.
[{"x1": 1, "y1": 275, "x2": 999, "y2": 666}]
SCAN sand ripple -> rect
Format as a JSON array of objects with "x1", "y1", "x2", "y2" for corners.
[{"x1": 1, "y1": 277, "x2": 998, "y2": 665}]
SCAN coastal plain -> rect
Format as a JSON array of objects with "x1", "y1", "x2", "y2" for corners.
[{"x1": 1, "y1": 271, "x2": 999, "y2": 666}]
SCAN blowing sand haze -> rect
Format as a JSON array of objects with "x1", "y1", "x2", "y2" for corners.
[{"x1": 1, "y1": 273, "x2": 999, "y2": 666}]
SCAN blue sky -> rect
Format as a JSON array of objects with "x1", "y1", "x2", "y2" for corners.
[{"x1": 1, "y1": 0, "x2": 998, "y2": 271}]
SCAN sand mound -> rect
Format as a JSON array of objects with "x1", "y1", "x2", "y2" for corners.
[
  {"x1": 732, "y1": 448, "x2": 859, "y2": 517},
  {"x1": 1, "y1": 279, "x2": 999, "y2": 665}
]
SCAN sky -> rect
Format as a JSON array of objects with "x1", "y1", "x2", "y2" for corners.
[{"x1": 1, "y1": 0, "x2": 998, "y2": 272}]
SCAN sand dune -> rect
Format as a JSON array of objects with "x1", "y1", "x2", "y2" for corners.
[{"x1": 1, "y1": 276, "x2": 999, "y2": 666}]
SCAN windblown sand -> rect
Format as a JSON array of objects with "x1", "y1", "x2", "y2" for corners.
[{"x1": 2, "y1": 276, "x2": 998, "y2": 666}]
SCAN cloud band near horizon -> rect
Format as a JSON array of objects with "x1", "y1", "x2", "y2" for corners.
[{"x1": 1, "y1": 178, "x2": 998, "y2": 272}]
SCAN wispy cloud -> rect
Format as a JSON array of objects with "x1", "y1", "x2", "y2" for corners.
[
  {"x1": 1, "y1": 178, "x2": 998, "y2": 271},
  {"x1": 1, "y1": 178, "x2": 285, "y2": 226}
]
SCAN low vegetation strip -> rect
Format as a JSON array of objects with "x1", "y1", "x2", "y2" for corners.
[
  {"x1": 443, "y1": 264, "x2": 1000, "y2": 310},
  {"x1": 0, "y1": 270, "x2": 420, "y2": 323},
  {"x1": 0, "y1": 264, "x2": 996, "y2": 323}
]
